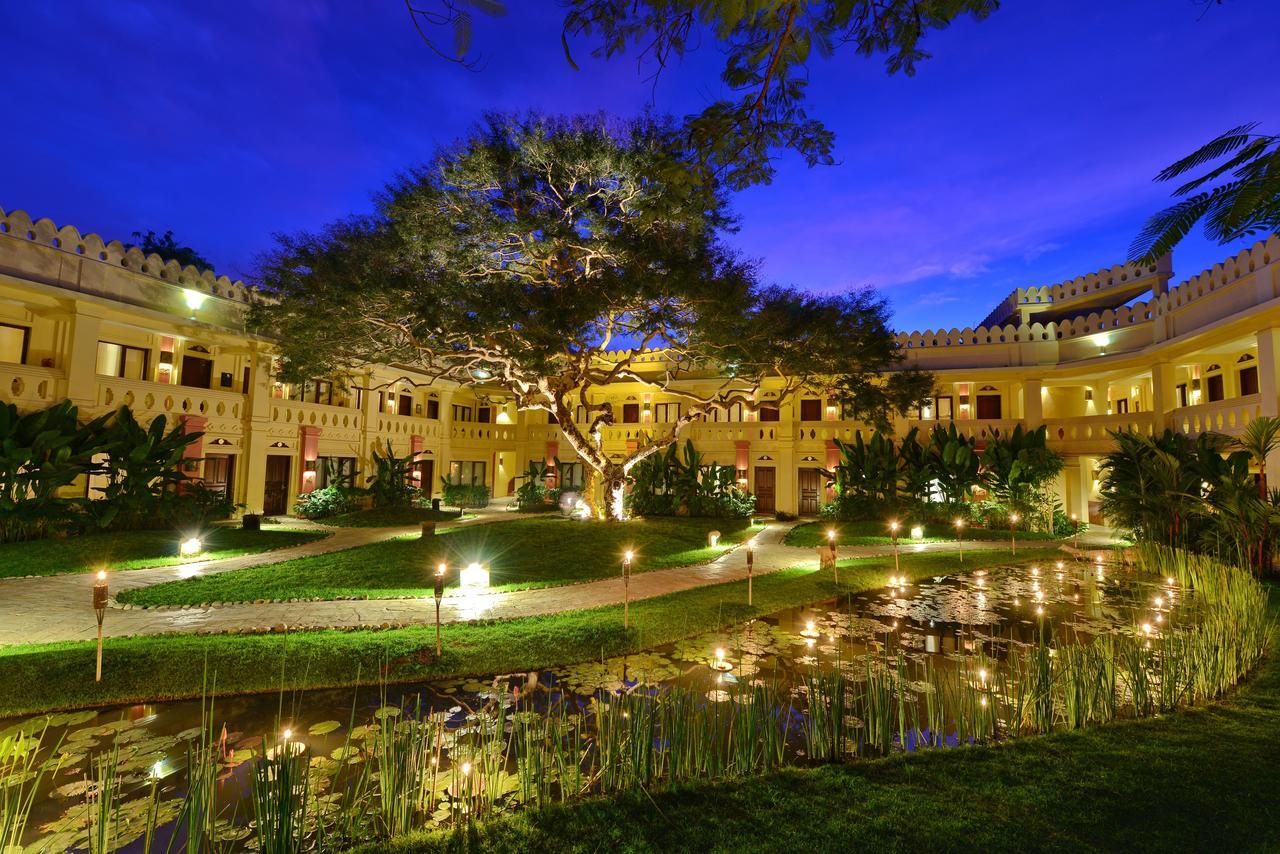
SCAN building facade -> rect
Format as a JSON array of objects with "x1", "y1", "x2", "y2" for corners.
[{"x1": 2, "y1": 206, "x2": 1278, "y2": 522}]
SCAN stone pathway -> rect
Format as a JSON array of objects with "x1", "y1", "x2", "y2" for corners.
[
  {"x1": 0, "y1": 505, "x2": 513, "y2": 646},
  {"x1": 0, "y1": 514, "x2": 1118, "y2": 646}
]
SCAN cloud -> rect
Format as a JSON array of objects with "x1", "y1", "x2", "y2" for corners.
[{"x1": 1023, "y1": 242, "x2": 1062, "y2": 263}]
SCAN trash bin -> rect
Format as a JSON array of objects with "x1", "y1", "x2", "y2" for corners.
[
  {"x1": 242, "y1": 513, "x2": 262, "y2": 532},
  {"x1": 431, "y1": 498, "x2": 441, "y2": 511},
  {"x1": 421, "y1": 521, "x2": 436, "y2": 538}
]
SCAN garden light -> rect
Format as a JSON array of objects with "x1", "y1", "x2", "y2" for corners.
[
  {"x1": 433, "y1": 562, "x2": 446, "y2": 656},
  {"x1": 179, "y1": 537, "x2": 202, "y2": 557},
  {"x1": 889, "y1": 520, "x2": 901, "y2": 575},
  {"x1": 93, "y1": 570, "x2": 108, "y2": 682},
  {"x1": 622, "y1": 549, "x2": 634, "y2": 629},
  {"x1": 1009, "y1": 512, "x2": 1019, "y2": 554},
  {"x1": 910, "y1": 525, "x2": 924, "y2": 540},
  {"x1": 460, "y1": 562, "x2": 490, "y2": 589},
  {"x1": 710, "y1": 647, "x2": 733, "y2": 672},
  {"x1": 955, "y1": 517, "x2": 965, "y2": 561},
  {"x1": 746, "y1": 541, "x2": 754, "y2": 606}
]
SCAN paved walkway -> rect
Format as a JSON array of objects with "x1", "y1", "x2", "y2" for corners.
[{"x1": 0, "y1": 513, "x2": 1118, "y2": 646}]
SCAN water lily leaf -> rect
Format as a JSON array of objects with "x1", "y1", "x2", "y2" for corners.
[{"x1": 308, "y1": 720, "x2": 342, "y2": 736}]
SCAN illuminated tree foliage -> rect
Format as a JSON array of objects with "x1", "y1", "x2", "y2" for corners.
[{"x1": 253, "y1": 113, "x2": 930, "y2": 519}]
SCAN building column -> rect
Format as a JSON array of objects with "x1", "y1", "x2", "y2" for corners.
[
  {"x1": 735, "y1": 439, "x2": 750, "y2": 490},
  {"x1": 240, "y1": 348, "x2": 274, "y2": 514},
  {"x1": 1150, "y1": 362, "x2": 1176, "y2": 432},
  {"x1": 1256, "y1": 328, "x2": 1280, "y2": 476},
  {"x1": 1073, "y1": 456, "x2": 1094, "y2": 525},
  {"x1": 63, "y1": 307, "x2": 103, "y2": 410},
  {"x1": 1022, "y1": 378, "x2": 1043, "y2": 426}
]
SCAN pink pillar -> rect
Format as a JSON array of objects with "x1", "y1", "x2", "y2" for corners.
[
  {"x1": 410, "y1": 434, "x2": 425, "y2": 489},
  {"x1": 545, "y1": 441, "x2": 559, "y2": 487},
  {"x1": 735, "y1": 440, "x2": 750, "y2": 488},
  {"x1": 180, "y1": 415, "x2": 206, "y2": 478},
  {"x1": 824, "y1": 440, "x2": 840, "y2": 501},
  {"x1": 299, "y1": 426, "x2": 321, "y2": 494}
]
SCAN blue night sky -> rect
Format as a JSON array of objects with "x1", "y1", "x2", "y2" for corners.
[{"x1": 2, "y1": 1, "x2": 1274, "y2": 331}]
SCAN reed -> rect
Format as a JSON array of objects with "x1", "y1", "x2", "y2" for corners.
[{"x1": 1, "y1": 726, "x2": 57, "y2": 854}]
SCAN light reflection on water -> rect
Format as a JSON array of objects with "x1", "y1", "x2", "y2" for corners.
[{"x1": 3, "y1": 556, "x2": 1183, "y2": 851}]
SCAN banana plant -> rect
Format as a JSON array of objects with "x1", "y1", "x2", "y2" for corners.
[
  {"x1": 925, "y1": 422, "x2": 981, "y2": 504},
  {"x1": 90, "y1": 407, "x2": 202, "y2": 529}
]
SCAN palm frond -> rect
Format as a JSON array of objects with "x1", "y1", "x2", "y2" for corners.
[
  {"x1": 1154, "y1": 123, "x2": 1260, "y2": 182},
  {"x1": 1170, "y1": 137, "x2": 1271, "y2": 196},
  {"x1": 1129, "y1": 188, "x2": 1222, "y2": 264}
]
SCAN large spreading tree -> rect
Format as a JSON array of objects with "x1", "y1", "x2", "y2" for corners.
[{"x1": 253, "y1": 113, "x2": 931, "y2": 519}]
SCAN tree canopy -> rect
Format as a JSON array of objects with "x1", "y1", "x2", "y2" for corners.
[
  {"x1": 253, "y1": 113, "x2": 931, "y2": 518},
  {"x1": 408, "y1": 1, "x2": 998, "y2": 188},
  {"x1": 130, "y1": 229, "x2": 214, "y2": 271}
]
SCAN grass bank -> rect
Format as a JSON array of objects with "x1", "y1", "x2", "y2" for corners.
[
  {"x1": 786, "y1": 519, "x2": 1063, "y2": 548},
  {"x1": 0, "y1": 547, "x2": 1057, "y2": 717},
  {"x1": 0, "y1": 526, "x2": 329, "y2": 579},
  {"x1": 355, "y1": 593, "x2": 1280, "y2": 854},
  {"x1": 117, "y1": 516, "x2": 755, "y2": 607}
]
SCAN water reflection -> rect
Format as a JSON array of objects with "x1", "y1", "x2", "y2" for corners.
[{"x1": 2, "y1": 557, "x2": 1190, "y2": 851}]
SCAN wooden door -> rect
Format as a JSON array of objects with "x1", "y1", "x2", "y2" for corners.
[
  {"x1": 264, "y1": 455, "x2": 291, "y2": 516},
  {"x1": 754, "y1": 466, "x2": 776, "y2": 513},
  {"x1": 976, "y1": 394, "x2": 1002, "y2": 419},
  {"x1": 180, "y1": 355, "x2": 213, "y2": 389},
  {"x1": 416, "y1": 459, "x2": 434, "y2": 496},
  {"x1": 798, "y1": 468, "x2": 821, "y2": 515},
  {"x1": 204, "y1": 454, "x2": 235, "y2": 499}
]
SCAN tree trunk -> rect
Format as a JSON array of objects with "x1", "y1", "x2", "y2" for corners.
[{"x1": 602, "y1": 463, "x2": 628, "y2": 522}]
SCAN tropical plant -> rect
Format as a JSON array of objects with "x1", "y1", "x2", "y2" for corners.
[
  {"x1": 924, "y1": 422, "x2": 981, "y2": 504},
  {"x1": 827, "y1": 430, "x2": 902, "y2": 515},
  {"x1": 0, "y1": 401, "x2": 111, "y2": 542},
  {"x1": 366, "y1": 441, "x2": 419, "y2": 508},
  {"x1": 1131, "y1": 123, "x2": 1280, "y2": 263},
  {"x1": 514, "y1": 458, "x2": 557, "y2": 511},
  {"x1": 88, "y1": 407, "x2": 201, "y2": 530},
  {"x1": 254, "y1": 113, "x2": 931, "y2": 519},
  {"x1": 626, "y1": 439, "x2": 754, "y2": 518},
  {"x1": 1233, "y1": 415, "x2": 1280, "y2": 571},
  {"x1": 980, "y1": 424, "x2": 1063, "y2": 529}
]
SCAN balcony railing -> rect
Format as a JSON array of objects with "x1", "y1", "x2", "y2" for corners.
[
  {"x1": 96, "y1": 376, "x2": 245, "y2": 424},
  {"x1": 1173, "y1": 394, "x2": 1263, "y2": 437},
  {"x1": 1044, "y1": 412, "x2": 1156, "y2": 449},
  {"x1": 0, "y1": 363, "x2": 64, "y2": 408}
]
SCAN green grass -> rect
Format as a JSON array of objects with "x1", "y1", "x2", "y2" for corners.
[
  {"x1": 0, "y1": 527, "x2": 330, "y2": 579},
  {"x1": 0, "y1": 547, "x2": 1056, "y2": 717},
  {"x1": 355, "y1": 594, "x2": 1280, "y2": 853},
  {"x1": 117, "y1": 516, "x2": 757, "y2": 607},
  {"x1": 786, "y1": 519, "x2": 1063, "y2": 548},
  {"x1": 318, "y1": 506, "x2": 466, "y2": 527}
]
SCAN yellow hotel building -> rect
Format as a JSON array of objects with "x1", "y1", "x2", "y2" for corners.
[{"x1": 2, "y1": 206, "x2": 1278, "y2": 523}]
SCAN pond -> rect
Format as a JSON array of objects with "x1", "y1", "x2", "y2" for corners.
[{"x1": 0, "y1": 555, "x2": 1227, "y2": 852}]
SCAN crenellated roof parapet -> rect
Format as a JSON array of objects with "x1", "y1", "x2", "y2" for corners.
[{"x1": 0, "y1": 207, "x2": 254, "y2": 304}]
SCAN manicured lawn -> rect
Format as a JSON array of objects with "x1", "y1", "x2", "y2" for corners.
[
  {"x1": 117, "y1": 516, "x2": 757, "y2": 607},
  {"x1": 318, "y1": 506, "x2": 466, "y2": 527},
  {"x1": 0, "y1": 547, "x2": 1058, "y2": 716},
  {"x1": 357, "y1": 593, "x2": 1280, "y2": 853},
  {"x1": 0, "y1": 527, "x2": 330, "y2": 579},
  {"x1": 786, "y1": 519, "x2": 1063, "y2": 548}
]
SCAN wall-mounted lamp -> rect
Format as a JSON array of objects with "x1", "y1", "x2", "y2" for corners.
[{"x1": 182, "y1": 290, "x2": 207, "y2": 320}]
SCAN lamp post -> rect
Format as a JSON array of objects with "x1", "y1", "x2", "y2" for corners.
[
  {"x1": 889, "y1": 520, "x2": 900, "y2": 577},
  {"x1": 1071, "y1": 512, "x2": 1080, "y2": 550},
  {"x1": 746, "y1": 541, "x2": 754, "y2": 606},
  {"x1": 827, "y1": 528, "x2": 839, "y2": 584},
  {"x1": 93, "y1": 570, "x2": 108, "y2": 682},
  {"x1": 1009, "y1": 512, "x2": 1020, "y2": 556},
  {"x1": 955, "y1": 517, "x2": 965, "y2": 563},
  {"x1": 433, "y1": 562, "x2": 445, "y2": 657},
  {"x1": 623, "y1": 549, "x2": 633, "y2": 630}
]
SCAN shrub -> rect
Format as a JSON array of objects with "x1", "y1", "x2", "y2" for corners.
[
  {"x1": 294, "y1": 485, "x2": 355, "y2": 520},
  {"x1": 442, "y1": 482, "x2": 490, "y2": 508}
]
